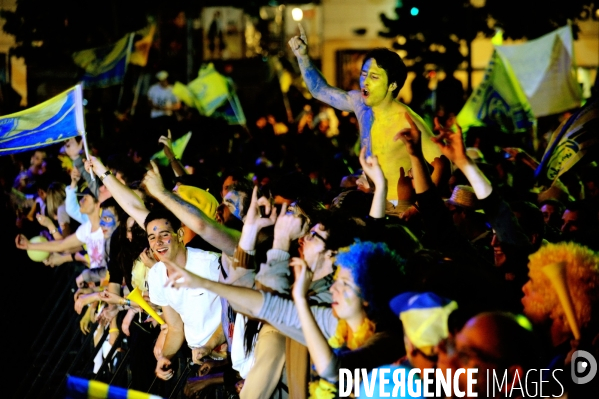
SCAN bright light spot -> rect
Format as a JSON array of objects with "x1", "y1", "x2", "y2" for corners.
[
  {"x1": 410, "y1": 7, "x2": 419, "y2": 16},
  {"x1": 397, "y1": 36, "x2": 406, "y2": 45},
  {"x1": 292, "y1": 8, "x2": 303, "y2": 21}
]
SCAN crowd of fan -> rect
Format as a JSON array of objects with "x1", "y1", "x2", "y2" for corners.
[{"x1": 2, "y1": 53, "x2": 598, "y2": 399}]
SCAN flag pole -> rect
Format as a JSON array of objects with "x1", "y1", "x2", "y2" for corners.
[
  {"x1": 117, "y1": 33, "x2": 135, "y2": 110},
  {"x1": 74, "y1": 84, "x2": 94, "y2": 181}
]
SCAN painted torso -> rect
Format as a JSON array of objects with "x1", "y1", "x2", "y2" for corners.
[{"x1": 349, "y1": 91, "x2": 441, "y2": 200}]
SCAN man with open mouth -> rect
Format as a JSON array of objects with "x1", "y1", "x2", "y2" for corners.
[{"x1": 289, "y1": 24, "x2": 443, "y2": 206}]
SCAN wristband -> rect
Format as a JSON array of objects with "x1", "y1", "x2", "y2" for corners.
[
  {"x1": 108, "y1": 328, "x2": 119, "y2": 333},
  {"x1": 99, "y1": 170, "x2": 112, "y2": 181}
]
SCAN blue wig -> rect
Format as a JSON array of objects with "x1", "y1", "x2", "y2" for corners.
[{"x1": 335, "y1": 241, "x2": 406, "y2": 329}]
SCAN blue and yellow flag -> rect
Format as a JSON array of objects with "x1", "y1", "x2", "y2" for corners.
[
  {"x1": 72, "y1": 34, "x2": 134, "y2": 89},
  {"x1": 66, "y1": 375, "x2": 165, "y2": 399},
  {"x1": 0, "y1": 85, "x2": 84, "y2": 155},
  {"x1": 173, "y1": 63, "x2": 230, "y2": 116},
  {"x1": 172, "y1": 63, "x2": 246, "y2": 125},
  {"x1": 534, "y1": 98, "x2": 598, "y2": 186},
  {"x1": 457, "y1": 51, "x2": 536, "y2": 133}
]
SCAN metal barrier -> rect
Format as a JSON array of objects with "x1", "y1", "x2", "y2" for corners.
[{"x1": 11, "y1": 263, "x2": 199, "y2": 399}]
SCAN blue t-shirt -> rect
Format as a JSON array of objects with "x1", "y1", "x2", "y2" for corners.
[{"x1": 359, "y1": 364, "x2": 423, "y2": 398}]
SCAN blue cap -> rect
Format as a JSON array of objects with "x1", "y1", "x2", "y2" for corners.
[{"x1": 390, "y1": 292, "x2": 455, "y2": 316}]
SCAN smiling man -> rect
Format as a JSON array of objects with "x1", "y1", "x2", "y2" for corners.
[
  {"x1": 144, "y1": 209, "x2": 221, "y2": 381},
  {"x1": 289, "y1": 25, "x2": 441, "y2": 202}
]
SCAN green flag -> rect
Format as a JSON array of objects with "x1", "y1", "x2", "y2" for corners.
[{"x1": 150, "y1": 132, "x2": 192, "y2": 166}]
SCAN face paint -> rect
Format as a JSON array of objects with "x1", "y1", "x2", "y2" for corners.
[
  {"x1": 100, "y1": 209, "x2": 118, "y2": 238},
  {"x1": 224, "y1": 190, "x2": 244, "y2": 221},
  {"x1": 153, "y1": 226, "x2": 157, "y2": 231}
]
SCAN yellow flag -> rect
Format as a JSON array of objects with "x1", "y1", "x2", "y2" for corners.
[{"x1": 130, "y1": 24, "x2": 156, "y2": 67}]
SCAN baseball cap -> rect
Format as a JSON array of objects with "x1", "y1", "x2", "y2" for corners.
[{"x1": 390, "y1": 292, "x2": 457, "y2": 356}]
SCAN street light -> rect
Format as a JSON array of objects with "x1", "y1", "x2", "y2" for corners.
[{"x1": 292, "y1": 8, "x2": 303, "y2": 21}]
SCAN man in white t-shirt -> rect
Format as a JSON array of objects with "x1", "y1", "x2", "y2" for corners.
[
  {"x1": 148, "y1": 71, "x2": 181, "y2": 119},
  {"x1": 146, "y1": 70, "x2": 181, "y2": 147},
  {"x1": 144, "y1": 208, "x2": 222, "y2": 381},
  {"x1": 16, "y1": 187, "x2": 104, "y2": 271}
]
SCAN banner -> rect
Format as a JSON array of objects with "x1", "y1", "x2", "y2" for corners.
[
  {"x1": 130, "y1": 24, "x2": 156, "y2": 67},
  {"x1": 72, "y1": 34, "x2": 134, "y2": 89},
  {"x1": 0, "y1": 85, "x2": 85, "y2": 155},
  {"x1": 495, "y1": 25, "x2": 582, "y2": 117},
  {"x1": 66, "y1": 375, "x2": 164, "y2": 399},
  {"x1": 534, "y1": 98, "x2": 598, "y2": 185},
  {"x1": 173, "y1": 63, "x2": 246, "y2": 125},
  {"x1": 457, "y1": 51, "x2": 535, "y2": 133},
  {"x1": 150, "y1": 131, "x2": 192, "y2": 166}
]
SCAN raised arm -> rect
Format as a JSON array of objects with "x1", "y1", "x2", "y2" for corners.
[
  {"x1": 431, "y1": 119, "x2": 493, "y2": 200},
  {"x1": 290, "y1": 257, "x2": 334, "y2": 377},
  {"x1": 159, "y1": 130, "x2": 186, "y2": 178},
  {"x1": 143, "y1": 161, "x2": 240, "y2": 256},
  {"x1": 64, "y1": 138, "x2": 100, "y2": 198},
  {"x1": 15, "y1": 231, "x2": 83, "y2": 253},
  {"x1": 358, "y1": 147, "x2": 387, "y2": 218},
  {"x1": 89, "y1": 156, "x2": 149, "y2": 229},
  {"x1": 289, "y1": 24, "x2": 353, "y2": 112},
  {"x1": 160, "y1": 255, "x2": 263, "y2": 317}
]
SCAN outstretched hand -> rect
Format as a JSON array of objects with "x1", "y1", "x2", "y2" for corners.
[
  {"x1": 358, "y1": 147, "x2": 386, "y2": 189},
  {"x1": 394, "y1": 113, "x2": 422, "y2": 156},
  {"x1": 160, "y1": 254, "x2": 204, "y2": 290},
  {"x1": 288, "y1": 23, "x2": 308, "y2": 57},
  {"x1": 142, "y1": 160, "x2": 167, "y2": 197},
  {"x1": 431, "y1": 117, "x2": 468, "y2": 166},
  {"x1": 158, "y1": 130, "x2": 175, "y2": 161}
]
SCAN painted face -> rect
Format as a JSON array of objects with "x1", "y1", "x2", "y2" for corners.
[
  {"x1": 216, "y1": 190, "x2": 245, "y2": 224},
  {"x1": 100, "y1": 207, "x2": 119, "y2": 239},
  {"x1": 329, "y1": 266, "x2": 364, "y2": 321},
  {"x1": 359, "y1": 58, "x2": 392, "y2": 107},
  {"x1": 146, "y1": 218, "x2": 181, "y2": 261}
]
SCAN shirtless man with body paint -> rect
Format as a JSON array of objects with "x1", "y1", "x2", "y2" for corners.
[{"x1": 289, "y1": 25, "x2": 443, "y2": 202}]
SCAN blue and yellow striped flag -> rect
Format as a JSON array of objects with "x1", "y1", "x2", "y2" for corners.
[
  {"x1": 73, "y1": 34, "x2": 134, "y2": 89},
  {"x1": 66, "y1": 376, "x2": 165, "y2": 399},
  {"x1": 534, "y1": 98, "x2": 598, "y2": 186},
  {"x1": 0, "y1": 85, "x2": 84, "y2": 155}
]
